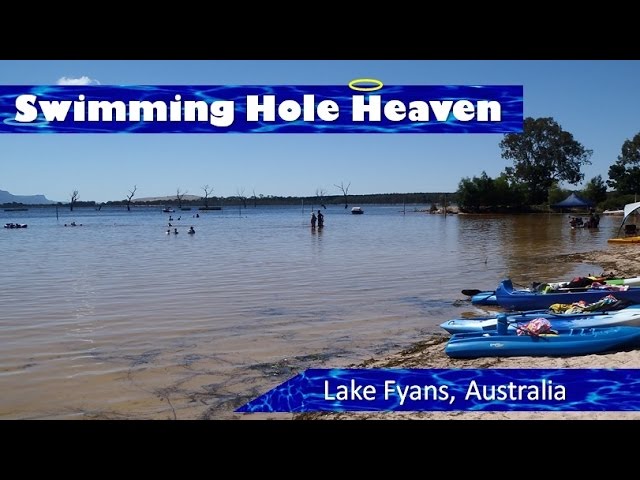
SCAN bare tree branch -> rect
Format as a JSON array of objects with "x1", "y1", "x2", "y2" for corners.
[
  {"x1": 315, "y1": 188, "x2": 327, "y2": 209},
  {"x1": 334, "y1": 181, "x2": 351, "y2": 209},
  {"x1": 236, "y1": 187, "x2": 247, "y2": 208},
  {"x1": 202, "y1": 185, "x2": 213, "y2": 208},
  {"x1": 70, "y1": 189, "x2": 79, "y2": 211},
  {"x1": 126, "y1": 185, "x2": 137, "y2": 211},
  {"x1": 176, "y1": 188, "x2": 188, "y2": 209}
]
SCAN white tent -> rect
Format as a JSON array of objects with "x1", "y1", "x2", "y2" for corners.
[
  {"x1": 616, "y1": 201, "x2": 640, "y2": 237},
  {"x1": 623, "y1": 201, "x2": 640, "y2": 221}
]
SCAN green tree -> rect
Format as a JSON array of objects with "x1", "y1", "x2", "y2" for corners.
[
  {"x1": 607, "y1": 132, "x2": 640, "y2": 195},
  {"x1": 457, "y1": 172, "x2": 487, "y2": 211},
  {"x1": 457, "y1": 172, "x2": 524, "y2": 211},
  {"x1": 547, "y1": 183, "x2": 569, "y2": 206},
  {"x1": 581, "y1": 175, "x2": 608, "y2": 205},
  {"x1": 500, "y1": 117, "x2": 593, "y2": 204}
]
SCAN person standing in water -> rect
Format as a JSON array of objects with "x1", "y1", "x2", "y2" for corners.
[
  {"x1": 317, "y1": 210, "x2": 324, "y2": 229},
  {"x1": 311, "y1": 212, "x2": 317, "y2": 229}
]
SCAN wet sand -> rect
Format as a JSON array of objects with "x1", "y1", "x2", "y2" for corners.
[{"x1": 295, "y1": 245, "x2": 640, "y2": 420}]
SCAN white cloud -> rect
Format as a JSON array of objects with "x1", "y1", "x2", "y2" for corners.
[{"x1": 56, "y1": 76, "x2": 101, "y2": 86}]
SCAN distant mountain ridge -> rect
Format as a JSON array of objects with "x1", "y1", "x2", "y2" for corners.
[
  {"x1": 134, "y1": 194, "x2": 202, "y2": 202},
  {"x1": 0, "y1": 189, "x2": 55, "y2": 205}
]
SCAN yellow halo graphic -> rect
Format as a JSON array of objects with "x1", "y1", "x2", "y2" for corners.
[{"x1": 348, "y1": 78, "x2": 384, "y2": 92}]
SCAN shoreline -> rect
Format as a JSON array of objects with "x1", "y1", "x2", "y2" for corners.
[{"x1": 295, "y1": 245, "x2": 640, "y2": 420}]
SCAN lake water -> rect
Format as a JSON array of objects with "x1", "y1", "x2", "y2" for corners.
[{"x1": 0, "y1": 205, "x2": 622, "y2": 419}]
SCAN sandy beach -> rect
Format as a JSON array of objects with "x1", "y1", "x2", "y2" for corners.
[{"x1": 295, "y1": 245, "x2": 640, "y2": 420}]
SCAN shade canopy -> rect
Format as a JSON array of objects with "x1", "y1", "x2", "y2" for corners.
[
  {"x1": 623, "y1": 201, "x2": 640, "y2": 223},
  {"x1": 613, "y1": 201, "x2": 640, "y2": 238},
  {"x1": 552, "y1": 193, "x2": 594, "y2": 208}
]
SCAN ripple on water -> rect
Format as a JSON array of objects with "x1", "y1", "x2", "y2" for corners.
[{"x1": 0, "y1": 206, "x2": 620, "y2": 419}]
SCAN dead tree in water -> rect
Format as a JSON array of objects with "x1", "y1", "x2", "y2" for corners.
[
  {"x1": 70, "y1": 190, "x2": 79, "y2": 211},
  {"x1": 334, "y1": 181, "x2": 351, "y2": 209},
  {"x1": 202, "y1": 185, "x2": 214, "y2": 208},
  {"x1": 126, "y1": 185, "x2": 137, "y2": 211},
  {"x1": 315, "y1": 188, "x2": 327, "y2": 209},
  {"x1": 237, "y1": 187, "x2": 247, "y2": 208},
  {"x1": 176, "y1": 188, "x2": 188, "y2": 209}
]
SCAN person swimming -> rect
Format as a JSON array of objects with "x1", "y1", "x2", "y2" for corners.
[{"x1": 188, "y1": 226, "x2": 195, "y2": 234}]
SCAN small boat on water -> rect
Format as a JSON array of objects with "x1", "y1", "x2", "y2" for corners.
[
  {"x1": 351, "y1": 207, "x2": 364, "y2": 214},
  {"x1": 4, "y1": 223, "x2": 28, "y2": 228},
  {"x1": 162, "y1": 207, "x2": 175, "y2": 213}
]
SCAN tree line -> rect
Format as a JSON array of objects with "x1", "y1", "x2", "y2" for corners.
[
  {"x1": 103, "y1": 191, "x2": 450, "y2": 207},
  {"x1": 3, "y1": 189, "x2": 453, "y2": 209},
  {"x1": 457, "y1": 117, "x2": 640, "y2": 212}
]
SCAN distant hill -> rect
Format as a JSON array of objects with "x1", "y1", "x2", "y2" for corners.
[
  {"x1": 134, "y1": 194, "x2": 202, "y2": 203},
  {"x1": 0, "y1": 189, "x2": 55, "y2": 205}
]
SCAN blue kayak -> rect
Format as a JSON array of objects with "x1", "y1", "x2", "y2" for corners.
[
  {"x1": 440, "y1": 304, "x2": 640, "y2": 334},
  {"x1": 445, "y1": 325, "x2": 640, "y2": 358},
  {"x1": 495, "y1": 279, "x2": 640, "y2": 311},
  {"x1": 464, "y1": 276, "x2": 640, "y2": 306}
]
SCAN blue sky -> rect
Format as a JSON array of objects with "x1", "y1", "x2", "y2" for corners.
[{"x1": 1, "y1": 60, "x2": 639, "y2": 203}]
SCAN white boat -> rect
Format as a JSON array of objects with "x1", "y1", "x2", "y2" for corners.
[
  {"x1": 602, "y1": 209, "x2": 624, "y2": 215},
  {"x1": 351, "y1": 207, "x2": 364, "y2": 214}
]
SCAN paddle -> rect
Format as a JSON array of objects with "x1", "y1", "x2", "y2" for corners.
[
  {"x1": 462, "y1": 284, "x2": 615, "y2": 298},
  {"x1": 462, "y1": 289, "x2": 486, "y2": 297}
]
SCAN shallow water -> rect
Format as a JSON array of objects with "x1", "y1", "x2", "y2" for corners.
[{"x1": 0, "y1": 205, "x2": 620, "y2": 419}]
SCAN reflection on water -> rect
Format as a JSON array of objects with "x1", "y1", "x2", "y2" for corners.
[
  {"x1": 457, "y1": 213, "x2": 618, "y2": 282},
  {"x1": 0, "y1": 205, "x2": 621, "y2": 419}
]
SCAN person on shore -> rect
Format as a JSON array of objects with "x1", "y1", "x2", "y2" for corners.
[
  {"x1": 311, "y1": 212, "x2": 317, "y2": 229},
  {"x1": 317, "y1": 210, "x2": 324, "y2": 229}
]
